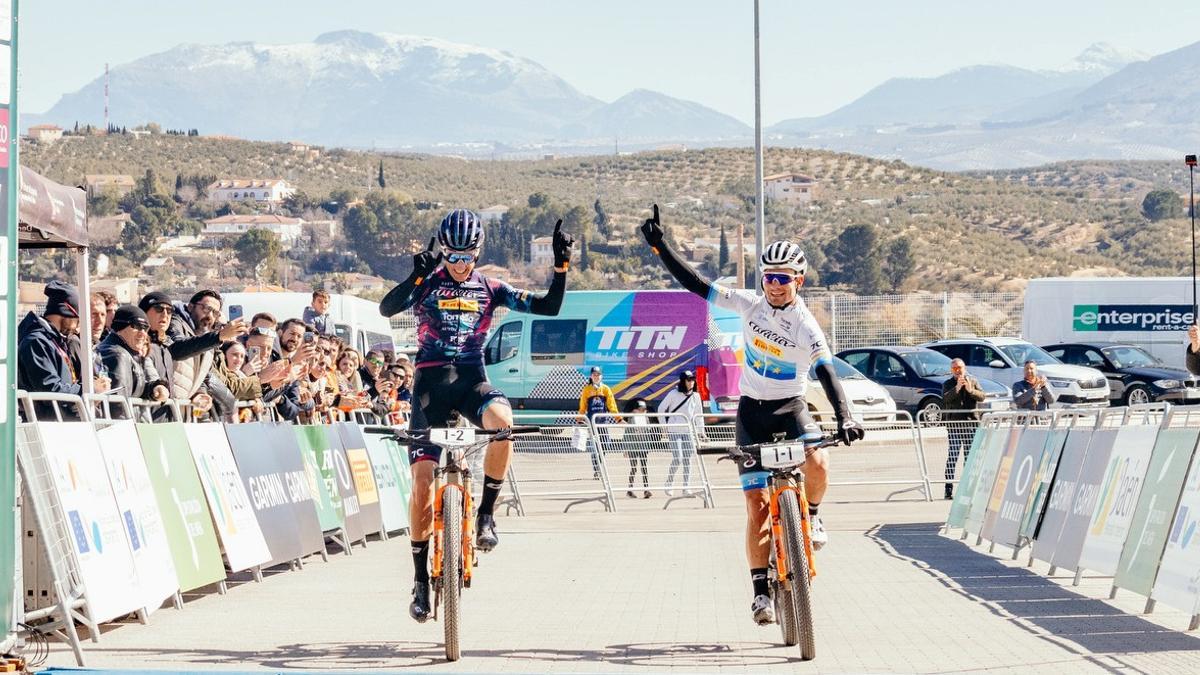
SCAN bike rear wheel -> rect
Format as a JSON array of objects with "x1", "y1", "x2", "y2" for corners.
[
  {"x1": 779, "y1": 490, "x2": 815, "y2": 660},
  {"x1": 442, "y1": 489, "x2": 463, "y2": 661}
]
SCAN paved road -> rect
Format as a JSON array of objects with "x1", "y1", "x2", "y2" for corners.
[{"x1": 36, "y1": 478, "x2": 1200, "y2": 673}]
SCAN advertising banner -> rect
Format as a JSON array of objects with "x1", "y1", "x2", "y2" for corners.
[
  {"x1": 1114, "y1": 427, "x2": 1199, "y2": 596},
  {"x1": 1019, "y1": 426, "x2": 1069, "y2": 540},
  {"x1": 1031, "y1": 427, "x2": 1094, "y2": 564},
  {"x1": 95, "y1": 422, "x2": 179, "y2": 614},
  {"x1": 1152, "y1": 429, "x2": 1200, "y2": 614},
  {"x1": 322, "y1": 426, "x2": 365, "y2": 544},
  {"x1": 135, "y1": 423, "x2": 225, "y2": 592},
  {"x1": 1077, "y1": 424, "x2": 1157, "y2": 576},
  {"x1": 226, "y1": 424, "x2": 306, "y2": 567},
  {"x1": 335, "y1": 423, "x2": 384, "y2": 537},
  {"x1": 183, "y1": 424, "x2": 271, "y2": 572},
  {"x1": 362, "y1": 429, "x2": 409, "y2": 532},
  {"x1": 962, "y1": 424, "x2": 1011, "y2": 536},
  {"x1": 261, "y1": 423, "x2": 324, "y2": 557},
  {"x1": 1051, "y1": 427, "x2": 1118, "y2": 571},
  {"x1": 990, "y1": 424, "x2": 1051, "y2": 547},
  {"x1": 32, "y1": 423, "x2": 141, "y2": 623},
  {"x1": 293, "y1": 425, "x2": 345, "y2": 533},
  {"x1": 980, "y1": 425, "x2": 1024, "y2": 541},
  {"x1": 946, "y1": 426, "x2": 990, "y2": 529}
]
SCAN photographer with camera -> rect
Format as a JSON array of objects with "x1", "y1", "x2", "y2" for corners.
[{"x1": 1013, "y1": 360, "x2": 1056, "y2": 411}]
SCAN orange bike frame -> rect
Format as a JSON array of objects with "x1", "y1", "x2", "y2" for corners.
[
  {"x1": 431, "y1": 479, "x2": 476, "y2": 585},
  {"x1": 769, "y1": 480, "x2": 817, "y2": 587}
]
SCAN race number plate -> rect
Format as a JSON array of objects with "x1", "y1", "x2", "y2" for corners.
[
  {"x1": 430, "y1": 428, "x2": 476, "y2": 446},
  {"x1": 760, "y1": 443, "x2": 806, "y2": 469}
]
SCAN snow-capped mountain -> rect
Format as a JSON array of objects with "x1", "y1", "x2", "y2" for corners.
[{"x1": 37, "y1": 30, "x2": 747, "y2": 148}]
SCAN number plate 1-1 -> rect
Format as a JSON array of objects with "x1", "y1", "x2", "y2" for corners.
[
  {"x1": 430, "y1": 428, "x2": 476, "y2": 445},
  {"x1": 760, "y1": 443, "x2": 805, "y2": 469}
]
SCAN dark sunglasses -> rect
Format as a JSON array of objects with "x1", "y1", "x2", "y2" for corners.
[
  {"x1": 445, "y1": 251, "x2": 477, "y2": 264},
  {"x1": 762, "y1": 272, "x2": 796, "y2": 286},
  {"x1": 149, "y1": 303, "x2": 174, "y2": 315},
  {"x1": 121, "y1": 321, "x2": 150, "y2": 332}
]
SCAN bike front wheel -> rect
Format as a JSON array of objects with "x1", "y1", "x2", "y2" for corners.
[
  {"x1": 779, "y1": 490, "x2": 815, "y2": 660},
  {"x1": 442, "y1": 489, "x2": 463, "y2": 661}
]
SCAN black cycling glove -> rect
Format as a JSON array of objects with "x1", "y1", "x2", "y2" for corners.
[
  {"x1": 835, "y1": 414, "x2": 865, "y2": 445},
  {"x1": 640, "y1": 204, "x2": 665, "y2": 248},
  {"x1": 552, "y1": 219, "x2": 574, "y2": 268},
  {"x1": 412, "y1": 237, "x2": 442, "y2": 283}
]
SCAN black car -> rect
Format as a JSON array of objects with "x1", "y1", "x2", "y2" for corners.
[
  {"x1": 1042, "y1": 342, "x2": 1200, "y2": 406},
  {"x1": 836, "y1": 346, "x2": 1011, "y2": 422}
]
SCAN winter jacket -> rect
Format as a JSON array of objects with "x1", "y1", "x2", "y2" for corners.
[
  {"x1": 942, "y1": 375, "x2": 986, "y2": 420},
  {"x1": 167, "y1": 302, "x2": 216, "y2": 399},
  {"x1": 302, "y1": 306, "x2": 333, "y2": 335},
  {"x1": 579, "y1": 382, "x2": 619, "y2": 420},
  {"x1": 97, "y1": 332, "x2": 167, "y2": 405},
  {"x1": 16, "y1": 312, "x2": 83, "y2": 420},
  {"x1": 214, "y1": 351, "x2": 263, "y2": 401}
]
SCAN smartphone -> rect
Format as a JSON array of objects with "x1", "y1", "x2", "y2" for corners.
[
  {"x1": 229, "y1": 305, "x2": 243, "y2": 321},
  {"x1": 303, "y1": 332, "x2": 316, "y2": 344},
  {"x1": 247, "y1": 345, "x2": 262, "y2": 362}
]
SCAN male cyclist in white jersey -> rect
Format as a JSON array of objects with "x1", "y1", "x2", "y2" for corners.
[{"x1": 640, "y1": 205, "x2": 864, "y2": 625}]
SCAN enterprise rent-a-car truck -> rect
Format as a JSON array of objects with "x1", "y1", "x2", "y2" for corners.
[
  {"x1": 483, "y1": 290, "x2": 742, "y2": 413},
  {"x1": 1023, "y1": 277, "x2": 1197, "y2": 369}
]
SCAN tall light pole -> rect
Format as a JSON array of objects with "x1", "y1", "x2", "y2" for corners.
[
  {"x1": 753, "y1": 0, "x2": 765, "y2": 292},
  {"x1": 1189, "y1": 154, "x2": 1198, "y2": 319}
]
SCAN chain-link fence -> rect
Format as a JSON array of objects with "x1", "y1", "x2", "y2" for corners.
[{"x1": 804, "y1": 291, "x2": 1024, "y2": 352}]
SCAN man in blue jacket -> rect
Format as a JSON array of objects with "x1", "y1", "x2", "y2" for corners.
[{"x1": 17, "y1": 281, "x2": 108, "y2": 419}]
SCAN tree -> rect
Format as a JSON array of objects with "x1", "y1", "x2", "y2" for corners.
[
  {"x1": 527, "y1": 192, "x2": 550, "y2": 208},
  {"x1": 234, "y1": 229, "x2": 282, "y2": 278},
  {"x1": 718, "y1": 224, "x2": 730, "y2": 274},
  {"x1": 593, "y1": 199, "x2": 608, "y2": 239},
  {"x1": 377, "y1": 160, "x2": 386, "y2": 189},
  {"x1": 883, "y1": 236, "x2": 915, "y2": 292},
  {"x1": 1143, "y1": 188, "x2": 1183, "y2": 221},
  {"x1": 823, "y1": 223, "x2": 883, "y2": 294}
]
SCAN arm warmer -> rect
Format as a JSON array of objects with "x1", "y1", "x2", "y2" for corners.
[
  {"x1": 654, "y1": 240, "x2": 715, "y2": 299},
  {"x1": 379, "y1": 272, "x2": 424, "y2": 317},
  {"x1": 528, "y1": 271, "x2": 567, "y2": 316},
  {"x1": 814, "y1": 362, "x2": 853, "y2": 419}
]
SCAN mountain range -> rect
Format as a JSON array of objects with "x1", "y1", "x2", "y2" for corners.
[{"x1": 31, "y1": 32, "x2": 1200, "y2": 169}]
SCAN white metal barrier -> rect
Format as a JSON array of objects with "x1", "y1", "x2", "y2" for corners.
[
  {"x1": 507, "y1": 413, "x2": 615, "y2": 513},
  {"x1": 592, "y1": 414, "x2": 714, "y2": 509}
]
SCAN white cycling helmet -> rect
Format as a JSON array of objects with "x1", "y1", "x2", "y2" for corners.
[{"x1": 760, "y1": 240, "x2": 807, "y2": 276}]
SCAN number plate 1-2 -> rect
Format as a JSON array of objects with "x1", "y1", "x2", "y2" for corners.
[{"x1": 430, "y1": 428, "x2": 476, "y2": 445}]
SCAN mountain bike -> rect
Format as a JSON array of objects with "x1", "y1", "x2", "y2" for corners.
[
  {"x1": 722, "y1": 435, "x2": 840, "y2": 661},
  {"x1": 388, "y1": 425, "x2": 539, "y2": 661}
]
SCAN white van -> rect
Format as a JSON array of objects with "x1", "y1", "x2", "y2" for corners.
[
  {"x1": 1023, "y1": 277, "x2": 1196, "y2": 369},
  {"x1": 222, "y1": 292, "x2": 395, "y2": 356}
]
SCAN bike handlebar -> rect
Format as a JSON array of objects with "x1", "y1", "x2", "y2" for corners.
[
  {"x1": 720, "y1": 435, "x2": 843, "y2": 463},
  {"x1": 388, "y1": 425, "x2": 542, "y2": 447}
]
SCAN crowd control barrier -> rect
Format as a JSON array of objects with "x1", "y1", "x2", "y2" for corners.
[
  {"x1": 943, "y1": 403, "x2": 1200, "y2": 631},
  {"x1": 508, "y1": 413, "x2": 613, "y2": 513},
  {"x1": 592, "y1": 414, "x2": 713, "y2": 509}
]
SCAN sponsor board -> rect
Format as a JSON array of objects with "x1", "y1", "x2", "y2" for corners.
[
  {"x1": 1152, "y1": 429, "x2": 1200, "y2": 614},
  {"x1": 1077, "y1": 424, "x2": 1156, "y2": 576},
  {"x1": 1072, "y1": 304, "x2": 1194, "y2": 333},
  {"x1": 1030, "y1": 427, "x2": 1094, "y2": 564}
]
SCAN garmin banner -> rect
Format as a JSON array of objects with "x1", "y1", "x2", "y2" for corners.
[
  {"x1": 136, "y1": 424, "x2": 225, "y2": 592},
  {"x1": 1019, "y1": 425, "x2": 1069, "y2": 541},
  {"x1": 1077, "y1": 424, "x2": 1156, "y2": 576},
  {"x1": 1072, "y1": 304, "x2": 1194, "y2": 332},
  {"x1": 1152, "y1": 431, "x2": 1200, "y2": 614},
  {"x1": 95, "y1": 422, "x2": 179, "y2": 614},
  {"x1": 32, "y1": 423, "x2": 141, "y2": 623},
  {"x1": 991, "y1": 423, "x2": 1051, "y2": 548},
  {"x1": 361, "y1": 428, "x2": 409, "y2": 533},
  {"x1": 226, "y1": 424, "x2": 307, "y2": 567},
  {"x1": 946, "y1": 426, "x2": 990, "y2": 529},
  {"x1": 261, "y1": 423, "x2": 324, "y2": 558},
  {"x1": 1051, "y1": 427, "x2": 1119, "y2": 572},
  {"x1": 335, "y1": 423, "x2": 384, "y2": 538},
  {"x1": 1114, "y1": 427, "x2": 1199, "y2": 596},
  {"x1": 1031, "y1": 426, "x2": 1094, "y2": 564}
]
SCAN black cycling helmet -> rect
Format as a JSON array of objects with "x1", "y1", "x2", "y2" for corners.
[{"x1": 438, "y1": 208, "x2": 484, "y2": 251}]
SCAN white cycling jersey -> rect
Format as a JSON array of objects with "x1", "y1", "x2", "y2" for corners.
[{"x1": 709, "y1": 284, "x2": 833, "y2": 400}]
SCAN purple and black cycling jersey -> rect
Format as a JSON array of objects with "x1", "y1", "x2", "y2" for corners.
[{"x1": 406, "y1": 268, "x2": 536, "y2": 367}]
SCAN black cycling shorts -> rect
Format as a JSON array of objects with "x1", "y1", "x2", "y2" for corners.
[
  {"x1": 407, "y1": 364, "x2": 510, "y2": 464},
  {"x1": 733, "y1": 396, "x2": 822, "y2": 491}
]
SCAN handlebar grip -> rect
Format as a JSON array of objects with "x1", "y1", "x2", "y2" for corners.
[{"x1": 507, "y1": 425, "x2": 542, "y2": 435}]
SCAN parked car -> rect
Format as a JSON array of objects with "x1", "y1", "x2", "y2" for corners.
[
  {"x1": 1042, "y1": 342, "x2": 1200, "y2": 406},
  {"x1": 837, "y1": 346, "x2": 1011, "y2": 422},
  {"x1": 806, "y1": 356, "x2": 898, "y2": 422},
  {"x1": 920, "y1": 337, "x2": 1109, "y2": 407}
]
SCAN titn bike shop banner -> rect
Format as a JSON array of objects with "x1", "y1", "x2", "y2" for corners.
[
  {"x1": 31, "y1": 423, "x2": 141, "y2": 623},
  {"x1": 136, "y1": 423, "x2": 225, "y2": 592},
  {"x1": 183, "y1": 424, "x2": 271, "y2": 573},
  {"x1": 95, "y1": 422, "x2": 179, "y2": 614},
  {"x1": 226, "y1": 423, "x2": 316, "y2": 567}
]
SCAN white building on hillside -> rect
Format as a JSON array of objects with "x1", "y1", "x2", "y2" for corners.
[
  {"x1": 763, "y1": 172, "x2": 819, "y2": 204},
  {"x1": 203, "y1": 214, "x2": 304, "y2": 245},
  {"x1": 207, "y1": 178, "x2": 296, "y2": 205},
  {"x1": 530, "y1": 236, "x2": 554, "y2": 268},
  {"x1": 480, "y1": 205, "x2": 509, "y2": 223},
  {"x1": 28, "y1": 124, "x2": 63, "y2": 143}
]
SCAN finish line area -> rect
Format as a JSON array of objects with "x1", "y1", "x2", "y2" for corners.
[{"x1": 32, "y1": 475, "x2": 1200, "y2": 674}]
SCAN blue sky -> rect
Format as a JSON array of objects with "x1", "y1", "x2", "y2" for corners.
[{"x1": 21, "y1": 1, "x2": 1200, "y2": 125}]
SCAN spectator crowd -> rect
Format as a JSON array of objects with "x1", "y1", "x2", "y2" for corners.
[{"x1": 17, "y1": 285, "x2": 414, "y2": 425}]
